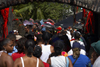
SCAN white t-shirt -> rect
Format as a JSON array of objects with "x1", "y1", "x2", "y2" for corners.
[
  {"x1": 93, "y1": 57, "x2": 100, "y2": 67},
  {"x1": 40, "y1": 44, "x2": 51, "y2": 63},
  {"x1": 51, "y1": 56, "x2": 67, "y2": 67}
]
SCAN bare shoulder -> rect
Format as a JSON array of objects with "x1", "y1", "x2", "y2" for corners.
[
  {"x1": 39, "y1": 59, "x2": 44, "y2": 67},
  {"x1": 14, "y1": 58, "x2": 21, "y2": 67},
  {"x1": 50, "y1": 45, "x2": 54, "y2": 53},
  {"x1": 2, "y1": 53, "x2": 14, "y2": 67},
  {"x1": 3, "y1": 53, "x2": 12, "y2": 61},
  {"x1": 14, "y1": 58, "x2": 21, "y2": 63}
]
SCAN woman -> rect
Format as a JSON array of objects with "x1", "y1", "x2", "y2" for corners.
[
  {"x1": 12, "y1": 38, "x2": 27, "y2": 61},
  {"x1": 0, "y1": 39, "x2": 14, "y2": 67},
  {"x1": 33, "y1": 46, "x2": 49, "y2": 67},
  {"x1": 47, "y1": 40, "x2": 73, "y2": 67},
  {"x1": 14, "y1": 39, "x2": 44, "y2": 67},
  {"x1": 39, "y1": 32, "x2": 54, "y2": 63}
]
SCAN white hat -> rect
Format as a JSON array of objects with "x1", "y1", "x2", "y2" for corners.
[
  {"x1": 13, "y1": 30, "x2": 18, "y2": 33},
  {"x1": 16, "y1": 35, "x2": 22, "y2": 40}
]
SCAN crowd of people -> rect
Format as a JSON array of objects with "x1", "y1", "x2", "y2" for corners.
[{"x1": 0, "y1": 20, "x2": 100, "y2": 67}]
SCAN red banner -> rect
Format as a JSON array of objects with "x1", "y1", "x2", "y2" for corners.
[
  {"x1": 1, "y1": 7, "x2": 9, "y2": 38},
  {"x1": 85, "y1": 11, "x2": 95, "y2": 34},
  {"x1": 83, "y1": 8, "x2": 87, "y2": 17}
]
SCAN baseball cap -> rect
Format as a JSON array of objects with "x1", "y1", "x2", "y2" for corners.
[{"x1": 72, "y1": 41, "x2": 81, "y2": 49}]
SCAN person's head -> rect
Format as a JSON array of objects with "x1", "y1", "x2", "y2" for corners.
[
  {"x1": 59, "y1": 30, "x2": 66, "y2": 36},
  {"x1": 36, "y1": 34, "x2": 42, "y2": 43},
  {"x1": 91, "y1": 40, "x2": 100, "y2": 56},
  {"x1": 0, "y1": 39, "x2": 14, "y2": 53},
  {"x1": 54, "y1": 40, "x2": 64, "y2": 56},
  {"x1": 72, "y1": 42, "x2": 81, "y2": 58},
  {"x1": 74, "y1": 31, "x2": 80, "y2": 40},
  {"x1": 25, "y1": 26, "x2": 29, "y2": 32},
  {"x1": 7, "y1": 34, "x2": 16, "y2": 46},
  {"x1": 33, "y1": 25, "x2": 37, "y2": 29},
  {"x1": 91, "y1": 50, "x2": 99, "y2": 64},
  {"x1": 33, "y1": 46, "x2": 42, "y2": 58},
  {"x1": 16, "y1": 38, "x2": 27, "y2": 53},
  {"x1": 25, "y1": 39, "x2": 35, "y2": 57},
  {"x1": 27, "y1": 25, "x2": 33, "y2": 31},
  {"x1": 26, "y1": 34, "x2": 33, "y2": 39},
  {"x1": 13, "y1": 30, "x2": 18, "y2": 35},
  {"x1": 42, "y1": 32, "x2": 51, "y2": 45},
  {"x1": 7, "y1": 34, "x2": 16, "y2": 41}
]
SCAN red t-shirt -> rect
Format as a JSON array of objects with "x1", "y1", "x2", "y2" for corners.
[
  {"x1": 12, "y1": 52, "x2": 25, "y2": 61},
  {"x1": 43, "y1": 62, "x2": 49, "y2": 67}
]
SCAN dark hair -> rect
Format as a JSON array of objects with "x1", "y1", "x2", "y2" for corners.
[
  {"x1": 0, "y1": 39, "x2": 11, "y2": 50},
  {"x1": 74, "y1": 31, "x2": 80, "y2": 40},
  {"x1": 37, "y1": 34, "x2": 42, "y2": 42},
  {"x1": 54, "y1": 40, "x2": 64, "y2": 56},
  {"x1": 25, "y1": 39, "x2": 35, "y2": 57},
  {"x1": 7, "y1": 34, "x2": 16, "y2": 41},
  {"x1": 42, "y1": 32, "x2": 51, "y2": 45},
  {"x1": 16, "y1": 38, "x2": 27, "y2": 53},
  {"x1": 26, "y1": 34, "x2": 33, "y2": 39},
  {"x1": 33, "y1": 46, "x2": 42, "y2": 58}
]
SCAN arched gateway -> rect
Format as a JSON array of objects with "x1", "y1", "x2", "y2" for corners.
[{"x1": 0, "y1": 0, "x2": 100, "y2": 13}]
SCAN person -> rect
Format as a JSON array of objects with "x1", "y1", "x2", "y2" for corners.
[
  {"x1": 36, "y1": 34, "x2": 43, "y2": 45},
  {"x1": 90, "y1": 50, "x2": 99, "y2": 67},
  {"x1": 7, "y1": 34, "x2": 18, "y2": 56},
  {"x1": 13, "y1": 30, "x2": 18, "y2": 35},
  {"x1": 12, "y1": 38, "x2": 27, "y2": 61},
  {"x1": 66, "y1": 29, "x2": 72, "y2": 41},
  {"x1": 39, "y1": 32, "x2": 54, "y2": 63},
  {"x1": 68, "y1": 41, "x2": 91, "y2": 67},
  {"x1": 14, "y1": 39, "x2": 44, "y2": 67},
  {"x1": 33, "y1": 46, "x2": 49, "y2": 67},
  {"x1": 0, "y1": 39, "x2": 14, "y2": 67},
  {"x1": 58, "y1": 30, "x2": 71, "y2": 52},
  {"x1": 91, "y1": 40, "x2": 100, "y2": 67},
  {"x1": 13, "y1": 30, "x2": 22, "y2": 41},
  {"x1": 68, "y1": 31, "x2": 86, "y2": 56},
  {"x1": 47, "y1": 40, "x2": 73, "y2": 67}
]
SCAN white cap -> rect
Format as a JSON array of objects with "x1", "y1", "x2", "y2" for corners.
[
  {"x1": 13, "y1": 30, "x2": 18, "y2": 33},
  {"x1": 16, "y1": 35, "x2": 22, "y2": 40}
]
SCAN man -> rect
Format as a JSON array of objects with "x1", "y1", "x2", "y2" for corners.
[
  {"x1": 68, "y1": 31, "x2": 86, "y2": 55},
  {"x1": 0, "y1": 39, "x2": 14, "y2": 67},
  {"x1": 68, "y1": 41, "x2": 91, "y2": 67},
  {"x1": 91, "y1": 40, "x2": 100, "y2": 67}
]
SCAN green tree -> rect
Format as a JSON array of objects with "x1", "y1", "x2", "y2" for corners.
[{"x1": 13, "y1": 2, "x2": 72, "y2": 21}]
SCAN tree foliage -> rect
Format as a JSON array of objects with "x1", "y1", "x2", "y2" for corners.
[{"x1": 13, "y1": 2, "x2": 72, "y2": 21}]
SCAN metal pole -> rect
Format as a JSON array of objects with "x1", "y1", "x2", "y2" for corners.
[{"x1": 72, "y1": 6, "x2": 76, "y2": 27}]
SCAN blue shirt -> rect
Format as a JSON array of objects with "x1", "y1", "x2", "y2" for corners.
[
  {"x1": 8, "y1": 46, "x2": 18, "y2": 56},
  {"x1": 68, "y1": 54, "x2": 91, "y2": 67}
]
